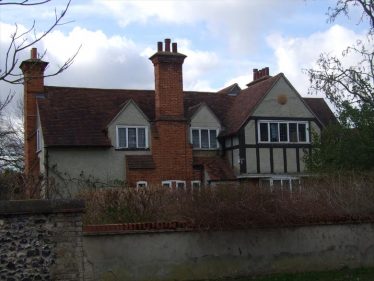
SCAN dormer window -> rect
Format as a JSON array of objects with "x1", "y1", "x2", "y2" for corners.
[
  {"x1": 191, "y1": 128, "x2": 218, "y2": 149},
  {"x1": 116, "y1": 126, "x2": 148, "y2": 149}
]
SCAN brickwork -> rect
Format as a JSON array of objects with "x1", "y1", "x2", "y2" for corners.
[
  {"x1": 128, "y1": 39, "x2": 195, "y2": 187},
  {"x1": 19, "y1": 48, "x2": 48, "y2": 177},
  {"x1": 0, "y1": 200, "x2": 85, "y2": 280}
]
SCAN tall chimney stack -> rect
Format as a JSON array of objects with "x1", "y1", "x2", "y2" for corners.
[
  {"x1": 149, "y1": 38, "x2": 186, "y2": 119},
  {"x1": 20, "y1": 48, "x2": 48, "y2": 176}
]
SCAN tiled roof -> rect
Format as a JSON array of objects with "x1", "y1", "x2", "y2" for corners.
[
  {"x1": 37, "y1": 74, "x2": 335, "y2": 146},
  {"x1": 126, "y1": 155, "x2": 155, "y2": 169},
  {"x1": 224, "y1": 74, "x2": 282, "y2": 136},
  {"x1": 38, "y1": 87, "x2": 155, "y2": 146},
  {"x1": 193, "y1": 156, "x2": 236, "y2": 181},
  {"x1": 303, "y1": 98, "x2": 337, "y2": 127}
]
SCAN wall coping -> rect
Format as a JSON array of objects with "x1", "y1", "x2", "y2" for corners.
[
  {"x1": 83, "y1": 220, "x2": 374, "y2": 236},
  {"x1": 0, "y1": 199, "x2": 85, "y2": 215}
]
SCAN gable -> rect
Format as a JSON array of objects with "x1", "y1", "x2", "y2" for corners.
[
  {"x1": 190, "y1": 104, "x2": 221, "y2": 128},
  {"x1": 107, "y1": 100, "x2": 150, "y2": 146},
  {"x1": 253, "y1": 76, "x2": 315, "y2": 118},
  {"x1": 108, "y1": 100, "x2": 149, "y2": 127}
]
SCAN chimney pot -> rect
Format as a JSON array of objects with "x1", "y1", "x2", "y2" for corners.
[
  {"x1": 157, "y1": 41, "x2": 163, "y2": 52},
  {"x1": 253, "y1": 68, "x2": 258, "y2": 81},
  {"x1": 172, "y1": 42, "x2": 177, "y2": 53},
  {"x1": 165, "y1": 38, "x2": 171, "y2": 52},
  {"x1": 265, "y1": 67, "x2": 269, "y2": 76},
  {"x1": 31, "y1": 48, "x2": 37, "y2": 59}
]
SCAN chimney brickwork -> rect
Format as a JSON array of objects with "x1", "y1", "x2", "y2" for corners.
[
  {"x1": 128, "y1": 39, "x2": 194, "y2": 186},
  {"x1": 253, "y1": 67, "x2": 270, "y2": 81},
  {"x1": 150, "y1": 39, "x2": 186, "y2": 120},
  {"x1": 20, "y1": 48, "x2": 48, "y2": 176}
]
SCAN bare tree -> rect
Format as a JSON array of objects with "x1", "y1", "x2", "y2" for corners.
[
  {"x1": 327, "y1": 0, "x2": 374, "y2": 34},
  {"x1": 0, "y1": 0, "x2": 79, "y2": 172},
  {"x1": 307, "y1": 0, "x2": 374, "y2": 111},
  {"x1": 0, "y1": 0, "x2": 80, "y2": 85},
  {"x1": 305, "y1": 0, "x2": 374, "y2": 172}
]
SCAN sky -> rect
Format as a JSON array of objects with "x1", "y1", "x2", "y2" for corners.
[{"x1": 0, "y1": 0, "x2": 370, "y2": 115}]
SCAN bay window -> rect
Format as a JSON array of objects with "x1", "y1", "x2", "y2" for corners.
[{"x1": 258, "y1": 121, "x2": 309, "y2": 143}]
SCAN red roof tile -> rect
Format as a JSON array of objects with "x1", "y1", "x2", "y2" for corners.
[
  {"x1": 37, "y1": 74, "x2": 334, "y2": 147},
  {"x1": 127, "y1": 155, "x2": 155, "y2": 169},
  {"x1": 223, "y1": 74, "x2": 282, "y2": 136},
  {"x1": 193, "y1": 156, "x2": 236, "y2": 181},
  {"x1": 303, "y1": 98, "x2": 337, "y2": 127}
]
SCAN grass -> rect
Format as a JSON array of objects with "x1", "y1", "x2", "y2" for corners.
[{"x1": 228, "y1": 267, "x2": 374, "y2": 281}]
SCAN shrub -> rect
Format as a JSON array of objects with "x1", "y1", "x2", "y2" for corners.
[{"x1": 78, "y1": 172, "x2": 374, "y2": 229}]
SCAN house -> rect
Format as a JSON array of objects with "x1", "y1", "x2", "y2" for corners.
[{"x1": 21, "y1": 39, "x2": 335, "y2": 194}]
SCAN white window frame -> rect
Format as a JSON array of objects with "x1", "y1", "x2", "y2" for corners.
[
  {"x1": 176, "y1": 180, "x2": 186, "y2": 190},
  {"x1": 260, "y1": 177, "x2": 301, "y2": 192},
  {"x1": 36, "y1": 128, "x2": 41, "y2": 152},
  {"x1": 190, "y1": 127, "x2": 219, "y2": 150},
  {"x1": 162, "y1": 180, "x2": 186, "y2": 189},
  {"x1": 136, "y1": 181, "x2": 148, "y2": 188},
  {"x1": 257, "y1": 121, "x2": 309, "y2": 144},
  {"x1": 162, "y1": 180, "x2": 172, "y2": 188},
  {"x1": 191, "y1": 180, "x2": 201, "y2": 189},
  {"x1": 116, "y1": 125, "x2": 148, "y2": 149}
]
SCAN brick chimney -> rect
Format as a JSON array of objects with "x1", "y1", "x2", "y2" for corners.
[
  {"x1": 246, "y1": 67, "x2": 270, "y2": 87},
  {"x1": 149, "y1": 38, "x2": 186, "y2": 120},
  {"x1": 20, "y1": 48, "x2": 48, "y2": 176},
  {"x1": 252, "y1": 67, "x2": 269, "y2": 81}
]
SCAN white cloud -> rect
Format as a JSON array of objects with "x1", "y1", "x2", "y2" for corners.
[
  {"x1": 0, "y1": 22, "x2": 226, "y2": 110},
  {"x1": 39, "y1": 27, "x2": 153, "y2": 89},
  {"x1": 95, "y1": 0, "x2": 303, "y2": 54},
  {"x1": 266, "y1": 24, "x2": 367, "y2": 96}
]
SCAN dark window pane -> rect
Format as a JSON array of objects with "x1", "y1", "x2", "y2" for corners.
[
  {"x1": 138, "y1": 128, "x2": 146, "y2": 148},
  {"x1": 162, "y1": 182, "x2": 171, "y2": 188},
  {"x1": 177, "y1": 182, "x2": 185, "y2": 190},
  {"x1": 209, "y1": 130, "x2": 217, "y2": 148},
  {"x1": 128, "y1": 128, "x2": 137, "y2": 148},
  {"x1": 192, "y1": 129, "x2": 200, "y2": 148},
  {"x1": 118, "y1": 128, "x2": 127, "y2": 148},
  {"x1": 201, "y1": 129, "x2": 209, "y2": 148},
  {"x1": 192, "y1": 181, "x2": 200, "y2": 189},
  {"x1": 289, "y1": 123, "x2": 297, "y2": 142},
  {"x1": 279, "y1": 123, "x2": 288, "y2": 142},
  {"x1": 270, "y1": 123, "x2": 279, "y2": 142},
  {"x1": 260, "y1": 123, "x2": 268, "y2": 142},
  {"x1": 298, "y1": 123, "x2": 307, "y2": 142}
]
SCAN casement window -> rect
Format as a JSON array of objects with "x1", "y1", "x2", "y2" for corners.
[
  {"x1": 176, "y1": 181, "x2": 186, "y2": 190},
  {"x1": 36, "y1": 128, "x2": 41, "y2": 152},
  {"x1": 116, "y1": 126, "x2": 148, "y2": 149},
  {"x1": 258, "y1": 121, "x2": 309, "y2": 143},
  {"x1": 162, "y1": 181, "x2": 172, "y2": 188},
  {"x1": 162, "y1": 180, "x2": 186, "y2": 189},
  {"x1": 260, "y1": 177, "x2": 301, "y2": 192},
  {"x1": 191, "y1": 128, "x2": 218, "y2": 149},
  {"x1": 191, "y1": 180, "x2": 201, "y2": 189},
  {"x1": 136, "y1": 181, "x2": 148, "y2": 188}
]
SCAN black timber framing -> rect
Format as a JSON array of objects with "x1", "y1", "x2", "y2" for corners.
[
  {"x1": 283, "y1": 148, "x2": 287, "y2": 173},
  {"x1": 238, "y1": 128, "x2": 247, "y2": 173},
  {"x1": 254, "y1": 120, "x2": 260, "y2": 173}
]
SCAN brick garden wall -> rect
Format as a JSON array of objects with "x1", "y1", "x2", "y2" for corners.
[{"x1": 0, "y1": 200, "x2": 85, "y2": 281}]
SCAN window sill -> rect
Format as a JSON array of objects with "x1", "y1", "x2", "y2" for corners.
[
  {"x1": 258, "y1": 142, "x2": 310, "y2": 144},
  {"x1": 115, "y1": 148, "x2": 150, "y2": 151}
]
